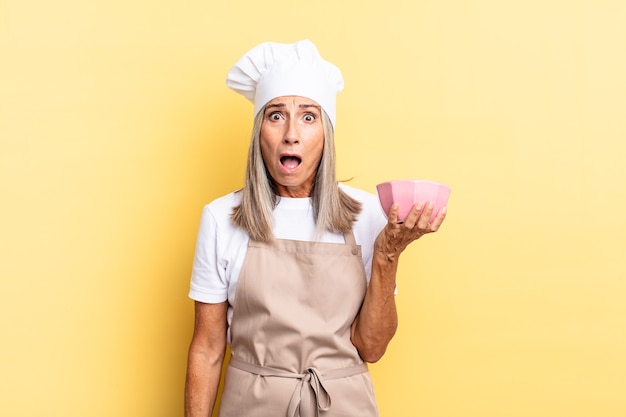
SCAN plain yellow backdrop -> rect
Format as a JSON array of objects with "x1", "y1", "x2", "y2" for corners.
[{"x1": 1, "y1": 0, "x2": 625, "y2": 416}]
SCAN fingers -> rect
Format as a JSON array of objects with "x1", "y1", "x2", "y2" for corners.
[
  {"x1": 402, "y1": 201, "x2": 428, "y2": 229},
  {"x1": 428, "y1": 206, "x2": 447, "y2": 232},
  {"x1": 403, "y1": 202, "x2": 447, "y2": 232},
  {"x1": 387, "y1": 203, "x2": 400, "y2": 224},
  {"x1": 377, "y1": 203, "x2": 448, "y2": 259},
  {"x1": 417, "y1": 202, "x2": 434, "y2": 229}
]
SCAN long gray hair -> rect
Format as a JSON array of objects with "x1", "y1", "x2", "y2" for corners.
[{"x1": 231, "y1": 105, "x2": 361, "y2": 242}]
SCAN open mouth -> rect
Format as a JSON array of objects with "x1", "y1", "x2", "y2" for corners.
[{"x1": 280, "y1": 155, "x2": 302, "y2": 170}]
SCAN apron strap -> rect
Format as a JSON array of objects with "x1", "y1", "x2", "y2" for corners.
[
  {"x1": 229, "y1": 357, "x2": 368, "y2": 417},
  {"x1": 343, "y1": 229, "x2": 357, "y2": 246}
]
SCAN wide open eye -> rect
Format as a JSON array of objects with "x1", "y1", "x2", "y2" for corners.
[
  {"x1": 265, "y1": 111, "x2": 283, "y2": 122},
  {"x1": 303, "y1": 114, "x2": 315, "y2": 122}
]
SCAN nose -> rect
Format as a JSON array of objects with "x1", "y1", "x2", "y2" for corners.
[{"x1": 283, "y1": 118, "x2": 300, "y2": 144}]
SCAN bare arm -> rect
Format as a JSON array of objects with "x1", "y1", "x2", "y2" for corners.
[
  {"x1": 185, "y1": 301, "x2": 228, "y2": 417},
  {"x1": 351, "y1": 201, "x2": 446, "y2": 363}
]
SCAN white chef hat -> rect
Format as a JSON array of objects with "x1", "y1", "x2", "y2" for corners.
[{"x1": 226, "y1": 40, "x2": 344, "y2": 128}]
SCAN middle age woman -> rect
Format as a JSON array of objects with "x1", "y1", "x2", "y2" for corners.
[{"x1": 185, "y1": 39, "x2": 447, "y2": 417}]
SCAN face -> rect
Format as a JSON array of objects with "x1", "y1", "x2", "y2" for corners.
[{"x1": 260, "y1": 96, "x2": 325, "y2": 198}]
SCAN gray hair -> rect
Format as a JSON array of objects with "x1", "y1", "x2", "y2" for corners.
[{"x1": 231, "y1": 105, "x2": 361, "y2": 242}]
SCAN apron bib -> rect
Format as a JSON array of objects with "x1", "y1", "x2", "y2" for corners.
[{"x1": 218, "y1": 232, "x2": 379, "y2": 417}]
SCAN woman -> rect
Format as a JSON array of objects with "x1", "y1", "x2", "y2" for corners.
[{"x1": 185, "y1": 40, "x2": 446, "y2": 417}]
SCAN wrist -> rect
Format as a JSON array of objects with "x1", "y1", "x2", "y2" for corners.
[
  {"x1": 374, "y1": 244, "x2": 401, "y2": 263},
  {"x1": 373, "y1": 249, "x2": 400, "y2": 275}
]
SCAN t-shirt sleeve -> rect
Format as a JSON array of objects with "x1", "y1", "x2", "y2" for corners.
[
  {"x1": 351, "y1": 188, "x2": 387, "y2": 283},
  {"x1": 188, "y1": 205, "x2": 229, "y2": 303}
]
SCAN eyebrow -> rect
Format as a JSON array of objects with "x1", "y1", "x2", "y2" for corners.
[{"x1": 299, "y1": 104, "x2": 322, "y2": 110}]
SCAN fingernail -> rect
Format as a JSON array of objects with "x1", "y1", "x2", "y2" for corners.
[
  {"x1": 427, "y1": 201, "x2": 434, "y2": 209},
  {"x1": 441, "y1": 206, "x2": 447, "y2": 214},
  {"x1": 416, "y1": 202, "x2": 424, "y2": 210}
]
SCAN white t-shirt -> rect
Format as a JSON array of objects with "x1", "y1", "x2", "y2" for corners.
[{"x1": 189, "y1": 184, "x2": 387, "y2": 333}]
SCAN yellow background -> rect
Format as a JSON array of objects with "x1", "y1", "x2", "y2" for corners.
[{"x1": 2, "y1": 0, "x2": 625, "y2": 416}]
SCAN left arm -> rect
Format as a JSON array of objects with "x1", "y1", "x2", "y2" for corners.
[{"x1": 351, "y1": 201, "x2": 446, "y2": 362}]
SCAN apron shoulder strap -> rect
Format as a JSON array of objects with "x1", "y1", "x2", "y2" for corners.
[{"x1": 343, "y1": 229, "x2": 357, "y2": 246}]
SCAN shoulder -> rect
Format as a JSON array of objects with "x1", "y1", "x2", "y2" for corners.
[
  {"x1": 339, "y1": 182, "x2": 386, "y2": 233},
  {"x1": 204, "y1": 190, "x2": 242, "y2": 217},
  {"x1": 198, "y1": 191, "x2": 246, "y2": 242},
  {"x1": 199, "y1": 191, "x2": 242, "y2": 227},
  {"x1": 339, "y1": 183, "x2": 381, "y2": 211},
  {"x1": 339, "y1": 183, "x2": 376, "y2": 201}
]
